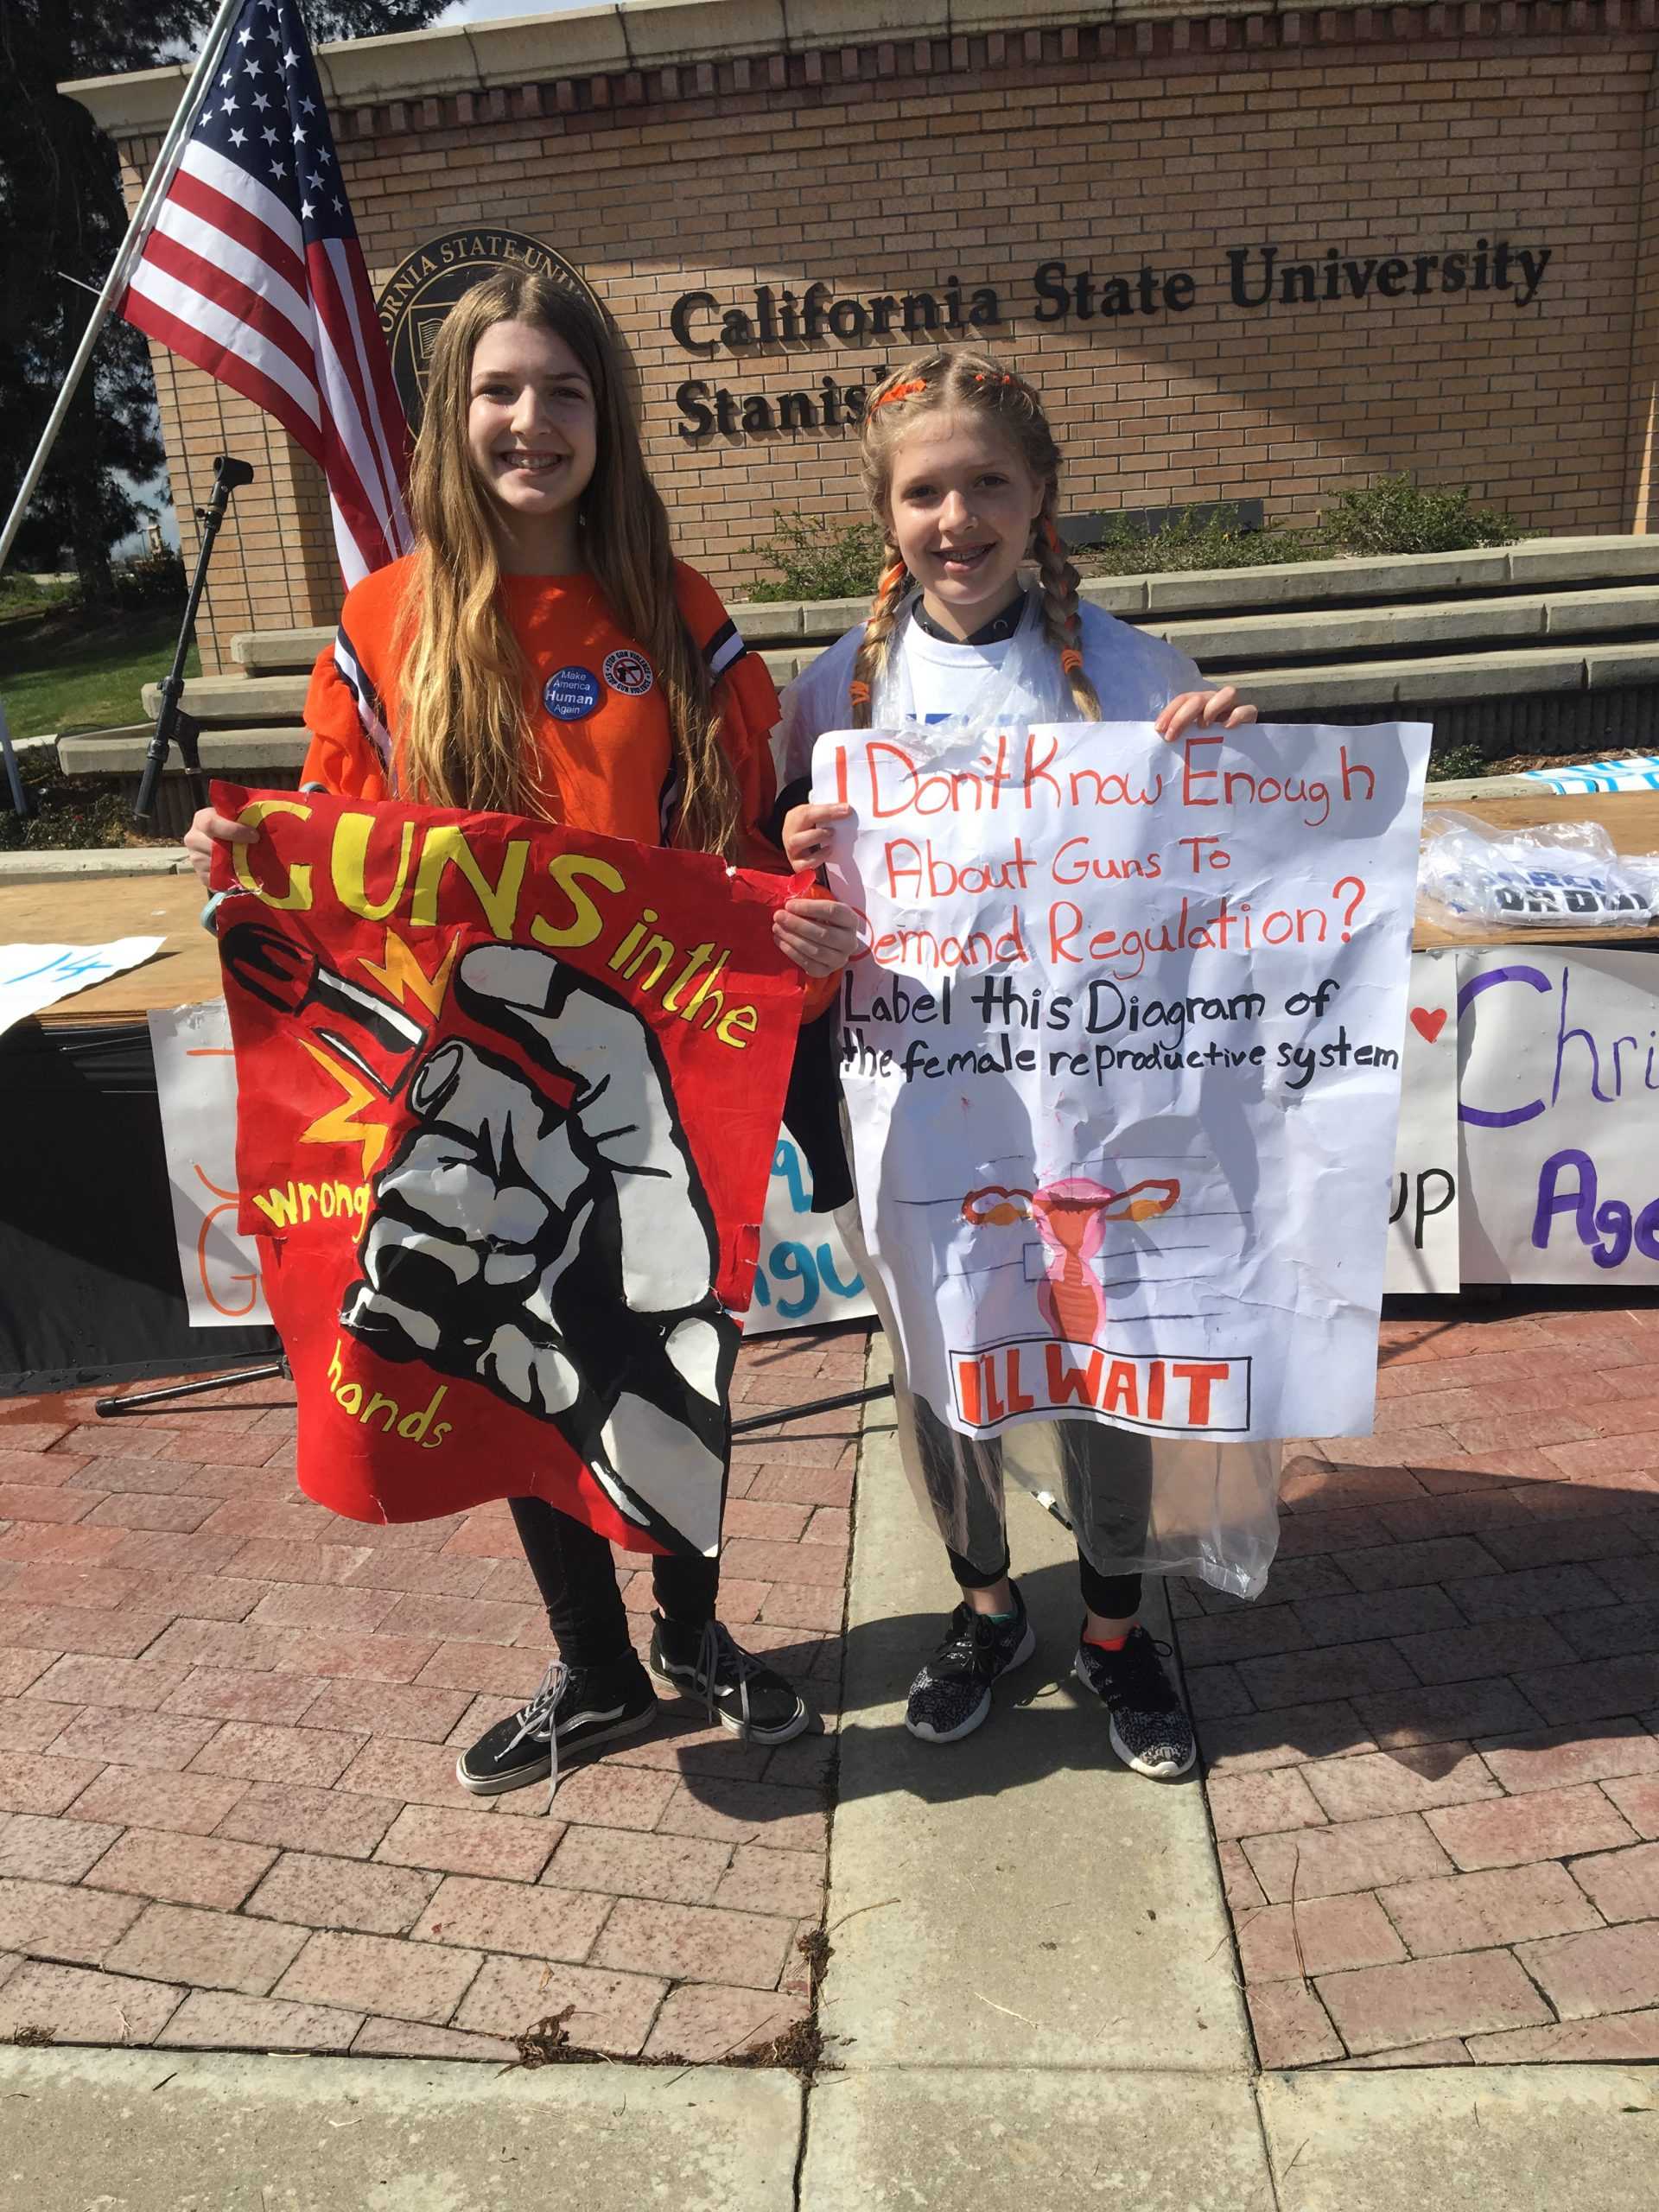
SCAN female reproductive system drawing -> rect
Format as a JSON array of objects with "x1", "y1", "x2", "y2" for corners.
[{"x1": 961, "y1": 1174, "x2": 1182, "y2": 1345}]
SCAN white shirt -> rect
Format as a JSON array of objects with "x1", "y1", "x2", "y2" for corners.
[{"x1": 776, "y1": 594, "x2": 1201, "y2": 786}]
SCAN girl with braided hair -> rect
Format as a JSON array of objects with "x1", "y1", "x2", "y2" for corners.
[{"x1": 775, "y1": 350, "x2": 1261, "y2": 1777}]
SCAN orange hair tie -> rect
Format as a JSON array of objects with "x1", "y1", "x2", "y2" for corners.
[
  {"x1": 973, "y1": 371, "x2": 1018, "y2": 388},
  {"x1": 877, "y1": 562, "x2": 907, "y2": 597},
  {"x1": 1040, "y1": 517, "x2": 1065, "y2": 555},
  {"x1": 873, "y1": 378, "x2": 928, "y2": 410},
  {"x1": 1059, "y1": 648, "x2": 1084, "y2": 674},
  {"x1": 848, "y1": 679, "x2": 872, "y2": 706}
]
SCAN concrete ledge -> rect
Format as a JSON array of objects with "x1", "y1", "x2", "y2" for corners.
[
  {"x1": 1159, "y1": 594, "x2": 1550, "y2": 663},
  {"x1": 232, "y1": 626, "x2": 332, "y2": 674},
  {"x1": 1543, "y1": 583, "x2": 1659, "y2": 635},
  {"x1": 1584, "y1": 643, "x2": 1659, "y2": 688},
  {"x1": 0, "y1": 847, "x2": 189, "y2": 885},
  {"x1": 0, "y1": 2047, "x2": 803, "y2": 2212},
  {"x1": 1421, "y1": 774, "x2": 1549, "y2": 800},
  {"x1": 1142, "y1": 549, "x2": 1516, "y2": 614},
  {"x1": 1510, "y1": 536, "x2": 1659, "y2": 584},
  {"x1": 60, "y1": 729, "x2": 308, "y2": 775},
  {"x1": 138, "y1": 674, "x2": 308, "y2": 724}
]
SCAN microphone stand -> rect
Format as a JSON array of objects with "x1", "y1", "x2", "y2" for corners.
[{"x1": 134, "y1": 453, "x2": 255, "y2": 826}]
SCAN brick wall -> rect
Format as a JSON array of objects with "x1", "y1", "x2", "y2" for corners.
[
  {"x1": 1626, "y1": 66, "x2": 1659, "y2": 533},
  {"x1": 111, "y1": 11, "x2": 1658, "y2": 669}
]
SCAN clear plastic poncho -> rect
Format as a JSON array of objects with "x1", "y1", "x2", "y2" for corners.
[{"x1": 817, "y1": 594, "x2": 1284, "y2": 1602}]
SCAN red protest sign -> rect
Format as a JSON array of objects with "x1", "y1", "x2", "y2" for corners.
[{"x1": 212, "y1": 785, "x2": 803, "y2": 1559}]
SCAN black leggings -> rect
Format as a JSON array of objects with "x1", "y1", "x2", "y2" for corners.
[
  {"x1": 945, "y1": 1538, "x2": 1143, "y2": 1622},
  {"x1": 510, "y1": 1497, "x2": 721, "y2": 1670}
]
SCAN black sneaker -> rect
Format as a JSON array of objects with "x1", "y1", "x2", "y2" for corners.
[
  {"x1": 905, "y1": 1582, "x2": 1036, "y2": 1744},
  {"x1": 1073, "y1": 1624, "x2": 1196, "y2": 1779},
  {"x1": 455, "y1": 1654, "x2": 656, "y2": 1797},
  {"x1": 646, "y1": 1615, "x2": 814, "y2": 1745}
]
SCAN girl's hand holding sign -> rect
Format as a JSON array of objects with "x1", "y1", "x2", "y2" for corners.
[{"x1": 1155, "y1": 687, "x2": 1259, "y2": 740}]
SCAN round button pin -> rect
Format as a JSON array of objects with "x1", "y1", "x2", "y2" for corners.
[{"x1": 543, "y1": 665, "x2": 601, "y2": 721}]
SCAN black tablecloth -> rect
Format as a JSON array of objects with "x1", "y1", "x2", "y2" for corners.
[{"x1": 0, "y1": 1019, "x2": 277, "y2": 1395}]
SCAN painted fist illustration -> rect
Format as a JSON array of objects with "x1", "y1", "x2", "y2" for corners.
[{"x1": 340, "y1": 945, "x2": 735, "y2": 1555}]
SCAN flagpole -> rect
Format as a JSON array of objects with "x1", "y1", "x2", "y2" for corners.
[{"x1": 0, "y1": 0, "x2": 245, "y2": 575}]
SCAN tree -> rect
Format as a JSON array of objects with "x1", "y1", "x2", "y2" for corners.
[{"x1": 0, "y1": 3, "x2": 442, "y2": 600}]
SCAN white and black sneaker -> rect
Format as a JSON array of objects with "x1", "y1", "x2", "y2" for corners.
[
  {"x1": 1073, "y1": 1624, "x2": 1196, "y2": 1779},
  {"x1": 647, "y1": 1614, "x2": 814, "y2": 1745},
  {"x1": 455, "y1": 1654, "x2": 656, "y2": 1796},
  {"x1": 905, "y1": 1582, "x2": 1036, "y2": 1744}
]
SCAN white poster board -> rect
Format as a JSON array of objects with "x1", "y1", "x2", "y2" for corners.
[
  {"x1": 742, "y1": 1135, "x2": 874, "y2": 1336},
  {"x1": 1458, "y1": 945, "x2": 1659, "y2": 1286},
  {"x1": 1385, "y1": 950, "x2": 1461, "y2": 1294},
  {"x1": 0, "y1": 937, "x2": 163, "y2": 1036},
  {"x1": 148, "y1": 1000, "x2": 270, "y2": 1328},
  {"x1": 818, "y1": 719, "x2": 1431, "y2": 1441}
]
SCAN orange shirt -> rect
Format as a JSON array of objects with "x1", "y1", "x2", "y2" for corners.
[
  {"x1": 300, "y1": 554, "x2": 837, "y2": 1015},
  {"x1": 301, "y1": 555, "x2": 780, "y2": 854}
]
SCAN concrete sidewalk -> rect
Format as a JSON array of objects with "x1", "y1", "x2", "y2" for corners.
[
  {"x1": 804, "y1": 1363, "x2": 1657, "y2": 2209},
  {"x1": 4, "y1": 1338, "x2": 1657, "y2": 2209}
]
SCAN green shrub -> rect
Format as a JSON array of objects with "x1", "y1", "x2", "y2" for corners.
[
  {"x1": 1427, "y1": 738, "x2": 1491, "y2": 784},
  {"x1": 741, "y1": 476, "x2": 1529, "y2": 600},
  {"x1": 0, "y1": 572, "x2": 78, "y2": 616},
  {"x1": 1319, "y1": 474, "x2": 1528, "y2": 557},
  {"x1": 1079, "y1": 505, "x2": 1319, "y2": 577},
  {"x1": 743, "y1": 513, "x2": 886, "y2": 602},
  {"x1": 111, "y1": 549, "x2": 187, "y2": 609}
]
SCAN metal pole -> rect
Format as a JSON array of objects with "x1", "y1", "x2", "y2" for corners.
[
  {"x1": 0, "y1": 699, "x2": 29, "y2": 821},
  {"x1": 0, "y1": 0, "x2": 243, "y2": 575},
  {"x1": 729, "y1": 1381, "x2": 893, "y2": 1436}
]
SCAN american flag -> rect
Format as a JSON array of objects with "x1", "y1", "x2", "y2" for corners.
[{"x1": 121, "y1": 0, "x2": 412, "y2": 584}]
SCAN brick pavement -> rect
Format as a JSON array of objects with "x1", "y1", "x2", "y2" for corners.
[
  {"x1": 0, "y1": 1326, "x2": 866, "y2": 2063},
  {"x1": 1182, "y1": 1301, "x2": 1659, "y2": 2071}
]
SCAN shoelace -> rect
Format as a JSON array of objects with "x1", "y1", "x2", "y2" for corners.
[
  {"x1": 934, "y1": 1605, "x2": 1009, "y2": 1683},
  {"x1": 696, "y1": 1618, "x2": 765, "y2": 1732},
  {"x1": 502, "y1": 1656, "x2": 569, "y2": 1810},
  {"x1": 1097, "y1": 1631, "x2": 1179, "y2": 1713}
]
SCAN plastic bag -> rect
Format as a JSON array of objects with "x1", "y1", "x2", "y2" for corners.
[
  {"x1": 836, "y1": 1198, "x2": 1283, "y2": 1602},
  {"x1": 1416, "y1": 809, "x2": 1656, "y2": 931}
]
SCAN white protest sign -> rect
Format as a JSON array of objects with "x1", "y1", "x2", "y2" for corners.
[
  {"x1": 743, "y1": 1134, "x2": 874, "y2": 1336},
  {"x1": 1457, "y1": 945, "x2": 1659, "y2": 1285},
  {"x1": 817, "y1": 719, "x2": 1431, "y2": 1442},
  {"x1": 1385, "y1": 949, "x2": 1460, "y2": 1294},
  {"x1": 148, "y1": 999, "x2": 270, "y2": 1327},
  {"x1": 0, "y1": 937, "x2": 164, "y2": 1036}
]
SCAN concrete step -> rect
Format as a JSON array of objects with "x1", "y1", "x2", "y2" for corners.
[
  {"x1": 1162, "y1": 583, "x2": 1659, "y2": 666},
  {"x1": 147, "y1": 645, "x2": 1659, "y2": 713},
  {"x1": 139, "y1": 673, "x2": 309, "y2": 724},
  {"x1": 759, "y1": 636, "x2": 1659, "y2": 706},
  {"x1": 60, "y1": 726, "x2": 308, "y2": 776},
  {"x1": 222, "y1": 537, "x2": 1659, "y2": 674},
  {"x1": 232, "y1": 626, "x2": 331, "y2": 676}
]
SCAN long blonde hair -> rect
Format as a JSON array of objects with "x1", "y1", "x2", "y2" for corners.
[
  {"x1": 397, "y1": 271, "x2": 741, "y2": 855},
  {"x1": 849, "y1": 349, "x2": 1101, "y2": 729}
]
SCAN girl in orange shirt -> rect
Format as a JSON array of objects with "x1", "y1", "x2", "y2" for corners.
[{"x1": 187, "y1": 270, "x2": 855, "y2": 1795}]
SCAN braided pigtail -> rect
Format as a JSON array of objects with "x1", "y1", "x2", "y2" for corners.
[
  {"x1": 1034, "y1": 505, "x2": 1102, "y2": 720},
  {"x1": 849, "y1": 555, "x2": 911, "y2": 729}
]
